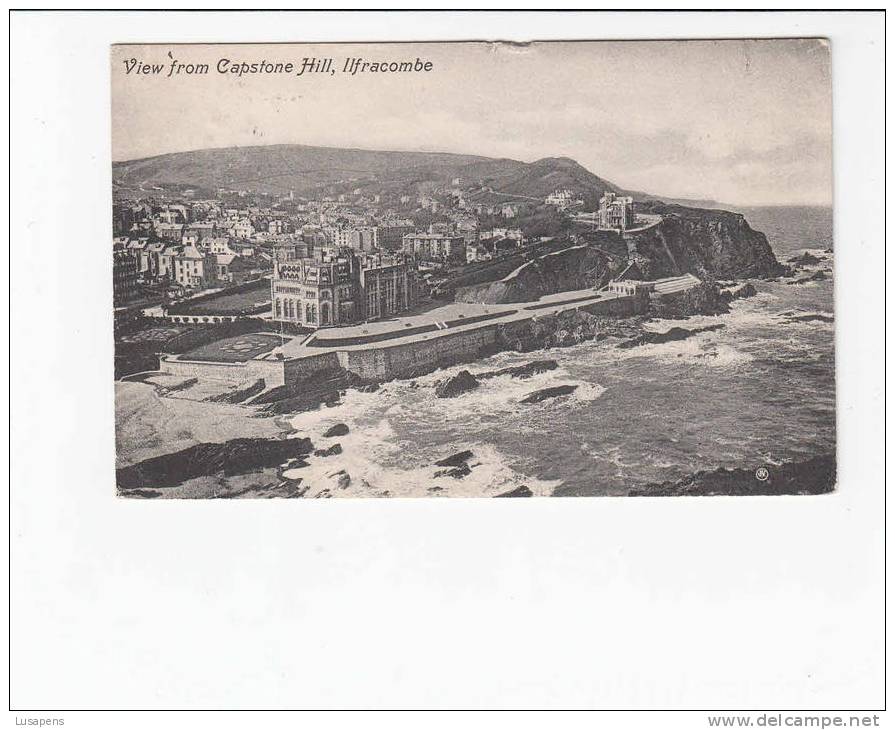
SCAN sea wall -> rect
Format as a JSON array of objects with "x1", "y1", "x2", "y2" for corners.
[
  {"x1": 159, "y1": 293, "x2": 645, "y2": 387},
  {"x1": 283, "y1": 352, "x2": 341, "y2": 381},
  {"x1": 337, "y1": 326, "x2": 499, "y2": 380},
  {"x1": 334, "y1": 293, "x2": 644, "y2": 381}
]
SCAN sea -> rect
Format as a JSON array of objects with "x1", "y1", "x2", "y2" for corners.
[{"x1": 285, "y1": 206, "x2": 836, "y2": 497}]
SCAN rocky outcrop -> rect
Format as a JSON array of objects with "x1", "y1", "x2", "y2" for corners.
[
  {"x1": 629, "y1": 202, "x2": 789, "y2": 280},
  {"x1": 433, "y1": 450, "x2": 475, "y2": 479},
  {"x1": 328, "y1": 470, "x2": 351, "y2": 490},
  {"x1": 477, "y1": 359, "x2": 559, "y2": 380},
  {"x1": 116, "y1": 436, "x2": 314, "y2": 489},
  {"x1": 720, "y1": 282, "x2": 757, "y2": 302},
  {"x1": 520, "y1": 384, "x2": 578, "y2": 404},
  {"x1": 435, "y1": 463, "x2": 472, "y2": 479},
  {"x1": 434, "y1": 450, "x2": 474, "y2": 468},
  {"x1": 787, "y1": 252, "x2": 823, "y2": 267},
  {"x1": 322, "y1": 423, "x2": 349, "y2": 437},
  {"x1": 618, "y1": 324, "x2": 724, "y2": 349},
  {"x1": 435, "y1": 370, "x2": 480, "y2": 398},
  {"x1": 782, "y1": 312, "x2": 834, "y2": 324},
  {"x1": 120, "y1": 488, "x2": 162, "y2": 499},
  {"x1": 648, "y1": 281, "x2": 731, "y2": 318},
  {"x1": 787, "y1": 270, "x2": 827, "y2": 285},
  {"x1": 628, "y1": 454, "x2": 835, "y2": 497},
  {"x1": 494, "y1": 485, "x2": 533, "y2": 498},
  {"x1": 253, "y1": 368, "x2": 362, "y2": 415},
  {"x1": 495, "y1": 309, "x2": 642, "y2": 353},
  {"x1": 205, "y1": 378, "x2": 266, "y2": 404},
  {"x1": 313, "y1": 443, "x2": 343, "y2": 458},
  {"x1": 282, "y1": 457, "x2": 310, "y2": 471}
]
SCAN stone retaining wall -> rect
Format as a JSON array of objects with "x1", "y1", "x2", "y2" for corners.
[
  {"x1": 283, "y1": 352, "x2": 341, "y2": 381},
  {"x1": 337, "y1": 326, "x2": 499, "y2": 380},
  {"x1": 158, "y1": 356, "x2": 256, "y2": 385},
  {"x1": 159, "y1": 293, "x2": 645, "y2": 387}
]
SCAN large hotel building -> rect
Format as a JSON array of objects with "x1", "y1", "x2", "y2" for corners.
[
  {"x1": 271, "y1": 248, "x2": 417, "y2": 328},
  {"x1": 401, "y1": 231, "x2": 466, "y2": 262}
]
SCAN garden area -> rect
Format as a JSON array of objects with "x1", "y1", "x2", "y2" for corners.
[
  {"x1": 180, "y1": 332, "x2": 284, "y2": 363},
  {"x1": 114, "y1": 319, "x2": 271, "y2": 378},
  {"x1": 169, "y1": 278, "x2": 271, "y2": 317}
]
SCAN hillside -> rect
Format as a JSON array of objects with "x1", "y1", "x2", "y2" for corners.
[
  {"x1": 477, "y1": 156, "x2": 622, "y2": 208},
  {"x1": 115, "y1": 145, "x2": 518, "y2": 197},
  {"x1": 112, "y1": 144, "x2": 627, "y2": 204}
]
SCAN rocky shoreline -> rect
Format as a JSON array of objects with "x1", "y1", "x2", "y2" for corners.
[
  {"x1": 117, "y1": 435, "x2": 315, "y2": 491},
  {"x1": 249, "y1": 279, "x2": 755, "y2": 413},
  {"x1": 116, "y1": 312, "x2": 741, "y2": 497},
  {"x1": 117, "y1": 266, "x2": 821, "y2": 498},
  {"x1": 628, "y1": 454, "x2": 836, "y2": 497}
]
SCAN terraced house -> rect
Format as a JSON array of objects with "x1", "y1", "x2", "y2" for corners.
[
  {"x1": 401, "y1": 231, "x2": 465, "y2": 262},
  {"x1": 173, "y1": 245, "x2": 215, "y2": 289},
  {"x1": 271, "y1": 248, "x2": 417, "y2": 328}
]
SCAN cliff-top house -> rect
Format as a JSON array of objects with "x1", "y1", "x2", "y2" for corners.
[{"x1": 598, "y1": 192, "x2": 635, "y2": 231}]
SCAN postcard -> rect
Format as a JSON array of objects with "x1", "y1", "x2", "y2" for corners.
[{"x1": 111, "y1": 40, "x2": 835, "y2": 499}]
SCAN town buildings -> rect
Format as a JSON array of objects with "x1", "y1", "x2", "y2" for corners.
[
  {"x1": 401, "y1": 231, "x2": 465, "y2": 263},
  {"x1": 480, "y1": 228, "x2": 523, "y2": 242},
  {"x1": 228, "y1": 218, "x2": 255, "y2": 239},
  {"x1": 273, "y1": 236, "x2": 314, "y2": 263},
  {"x1": 466, "y1": 233, "x2": 520, "y2": 262},
  {"x1": 173, "y1": 245, "x2": 216, "y2": 289},
  {"x1": 215, "y1": 253, "x2": 257, "y2": 284},
  {"x1": 545, "y1": 189, "x2": 575, "y2": 209},
  {"x1": 113, "y1": 164, "x2": 614, "y2": 320},
  {"x1": 358, "y1": 252, "x2": 416, "y2": 321},
  {"x1": 156, "y1": 222, "x2": 185, "y2": 242},
  {"x1": 271, "y1": 248, "x2": 417, "y2": 328},
  {"x1": 113, "y1": 246, "x2": 139, "y2": 307},
  {"x1": 159, "y1": 245, "x2": 181, "y2": 280},
  {"x1": 267, "y1": 218, "x2": 294, "y2": 235},
  {"x1": 378, "y1": 222, "x2": 414, "y2": 251},
  {"x1": 324, "y1": 225, "x2": 379, "y2": 251},
  {"x1": 185, "y1": 221, "x2": 217, "y2": 240},
  {"x1": 466, "y1": 243, "x2": 491, "y2": 263}
]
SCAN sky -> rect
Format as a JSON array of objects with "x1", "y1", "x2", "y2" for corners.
[{"x1": 111, "y1": 39, "x2": 832, "y2": 206}]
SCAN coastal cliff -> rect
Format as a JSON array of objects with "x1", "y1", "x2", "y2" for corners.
[
  {"x1": 628, "y1": 203, "x2": 788, "y2": 280},
  {"x1": 456, "y1": 204, "x2": 787, "y2": 305}
]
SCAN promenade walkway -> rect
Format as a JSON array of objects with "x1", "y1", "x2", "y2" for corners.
[
  {"x1": 271, "y1": 274, "x2": 702, "y2": 361},
  {"x1": 273, "y1": 286, "x2": 627, "y2": 360}
]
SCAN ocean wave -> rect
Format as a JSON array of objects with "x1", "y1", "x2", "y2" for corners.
[
  {"x1": 281, "y1": 427, "x2": 561, "y2": 498},
  {"x1": 286, "y1": 386, "x2": 385, "y2": 436},
  {"x1": 391, "y1": 361, "x2": 607, "y2": 418},
  {"x1": 607, "y1": 332, "x2": 755, "y2": 369},
  {"x1": 645, "y1": 291, "x2": 780, "y2": 333},
  {"x1": 793, "y1": 246, "x2": 834, "y2": 259},
  {"x1": 777, "y1": 310, "x2": 835, "y2": 328}
]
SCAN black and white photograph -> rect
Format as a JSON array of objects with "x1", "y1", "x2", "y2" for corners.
[
  {"x1": 112, "y1": 40, "x2": 836, "y2": 499},
  {"x1": 9, "y1": 9, "x2": 885, "y2": 720}
]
